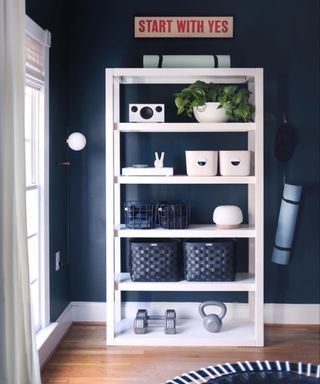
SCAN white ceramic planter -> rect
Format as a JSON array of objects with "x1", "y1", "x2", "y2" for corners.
[
  {"x1": 185, "y1": 151, "x2": 218, "y2": 176},
  {"x1": 193, "y1": 102, "x2": 228, "y2": 123}
]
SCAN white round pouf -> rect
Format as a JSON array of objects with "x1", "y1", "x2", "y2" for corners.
[{"x1": 213, "y1": 205, "x2": 243, "y2": 229}]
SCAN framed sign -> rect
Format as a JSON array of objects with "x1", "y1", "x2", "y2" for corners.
[{"x1": 134, "y1": 16, "x2": 233, "y2": 38}]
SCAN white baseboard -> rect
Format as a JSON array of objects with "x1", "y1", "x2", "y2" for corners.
[
  {"x1": 37, "y1": 302, "x2": 72, "y2": 367},
  {"x1": 71, "y1": 301, "x2": 106, "y2": 322},
  {"x1": 70, "y1": 301, "x2": 320, "y2": 325},
  {"x1": 264, "y1": 303, "x2": 320, "y2": 324},
  {"x1": 38, "y1": 300, "x2": 319, "y2": 368}
]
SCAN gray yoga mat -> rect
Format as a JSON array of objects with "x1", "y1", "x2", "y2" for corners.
[
  {"x1": 272, "y1": 183, "x2": 302, "y2": 265},
  {"x1": 143, "y1": 55, "x2": 231, "y2": 68}
]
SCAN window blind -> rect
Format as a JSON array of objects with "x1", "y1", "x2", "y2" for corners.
[{"x1": 25, "y1": 34, "x2": 45, "y2": 81}]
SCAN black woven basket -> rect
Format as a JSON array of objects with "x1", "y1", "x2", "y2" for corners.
[
  {"x1": 158, "y1": 202, "x2": 190, "y2": 229},
  {"x1": 124, "y1": 201, "x2": 156, "y2": 229},
  {"x1": 129, "y1": 239, "x2": 180, "y2": 282},
  {"x1": 184, "y1": 239, "x2": 236, "y2": 282}
]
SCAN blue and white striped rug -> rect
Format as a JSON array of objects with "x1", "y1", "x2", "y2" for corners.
[{"x1": 166, "y1": 361, "x2": 320, "y2": 384}]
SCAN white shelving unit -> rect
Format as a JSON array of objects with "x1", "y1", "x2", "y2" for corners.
[{"x1": 106, "y1": 68, "x2": 264, "y2": 346}]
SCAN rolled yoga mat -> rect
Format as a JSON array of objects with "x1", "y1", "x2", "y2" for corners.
[
  {"x1": 143, "y1": 55, "x2": 231, "y2": 68},
  {"x1": 272, "y1": 183, "x2": 302, "y2": 265}
]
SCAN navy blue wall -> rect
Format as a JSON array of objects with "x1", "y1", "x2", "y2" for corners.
[
  {"x1": 26, "y1": 0, "x2": 70, "y2": 321},
  {"x1": 28, "y1": 0, "x2": 320, "y2": 319},
  {"x1": 68, "y1": 0, "x2": 319, "y2": 304}
]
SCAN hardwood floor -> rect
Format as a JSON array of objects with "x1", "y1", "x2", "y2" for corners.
[{"x1": 41, "y1": 324, "x2": 319, "y2": 384}]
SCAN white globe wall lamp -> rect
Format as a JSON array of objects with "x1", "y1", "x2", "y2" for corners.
[
  {"x1": 57, "y1": 132, "x2": 87, "y2": 166},
  {"x1": 67, "y1": 132, "x2": 86, "y2": 151},
  {"x1": 56, "y1": 131, "x2": 87, "y2": 269}
]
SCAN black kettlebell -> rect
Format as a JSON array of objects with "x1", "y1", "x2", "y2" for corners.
[{"x1": 199, "y1": 301, "x2": 227, "y2": 333}]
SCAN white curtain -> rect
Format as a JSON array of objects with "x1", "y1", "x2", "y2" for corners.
[{"x1": 0, "y1": 0, "x2": 41, "y2": 383}]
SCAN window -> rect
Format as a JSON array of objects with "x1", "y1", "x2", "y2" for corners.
[{"x1": 25, "y1": 16, "x2": 51, "y2": 332}]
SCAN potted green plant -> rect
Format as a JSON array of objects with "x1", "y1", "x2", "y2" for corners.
[{"x1": 174, "y1": 81, "x2": 255, "y2": 123}]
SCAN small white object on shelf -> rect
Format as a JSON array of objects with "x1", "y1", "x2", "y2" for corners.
[
  {"x1": 213, "y1": 205, "x2": 243, "y2": 229},
  {"x1": 129, "y1": 104, "x2": 165, "y2": 122},
  {"x1": 185, "y1": 150, "x2": 218, "y2": 176},
  {"x1": 122, "y1": 167, "x2": 173, "y2": 176},
  {"x1": 219, "y1": 151, "x2": 251, "y2": 176},
  {"x1": 154, "y1": 152, "x2": 164, "y2": 168}
]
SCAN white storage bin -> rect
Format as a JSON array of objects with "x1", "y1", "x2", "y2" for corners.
[
  {"x1": 185, "y1": 151, "x2": 218, "y2": 176},
  {"x1": 219, "y1": 150, "x2": 251, "y2": 176}
]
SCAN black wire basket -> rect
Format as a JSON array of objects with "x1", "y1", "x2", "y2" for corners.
[
  {"x1": 124, "y1": 201, "x2": 156, "y2": 229},
  {"x1": 158, "y1": 202, "x2": 190, "y2": 229}
]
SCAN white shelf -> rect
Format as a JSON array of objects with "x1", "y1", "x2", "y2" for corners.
[
  {"x1": 115, "y1": 122, "x2": 256, "y2": 132},
  {"x1": 112, "y1": 318, "x2": 257, "y2": 346},
  {"x1": 115, "y1": 224, "x2": 256, "y2": 238},
  {"x1": 116, "y1": 175, "x2": 256, "y2": 184},
  {"x1": 106, "y1": 67, "x2": 264, "y2": 347},
  {"x1": 116, "y1": 272, "x2": 255, "y2": 292},
  {"x1": 112, "y1": 67, "x2": 258, "y2": 84}
]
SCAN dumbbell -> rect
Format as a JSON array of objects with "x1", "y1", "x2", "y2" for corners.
[
  {"x1": 133, "y1": 309, "x2": 148, "y2": 334},
  {"x1": 133, "y1": 309, "x2": 176, "y2": 334},
  {"x1": 164, "y1": 309, "x2": 176, "y2": 334}
]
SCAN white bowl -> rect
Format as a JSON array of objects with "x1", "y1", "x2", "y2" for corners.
[
  {"x1": 213, "y1": 205, "x2": 243, "y2": 229},
  {"x1": 193, "y1": 102, "x2": 228, "y2": 123}
]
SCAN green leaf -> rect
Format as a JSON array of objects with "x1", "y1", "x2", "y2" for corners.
[
  {"x1": 238, "y1": 88, "x2": 250, "y2": 97},
  {"x1": 173, "y1": 80, "x2": 254, "y2": 121},
  {"x1": 177, "y1": 106, "x2": 185, "y2": 115},
  {"x1": 192, "y1": 80, "x2": 207, "y2": 88},
  {"x1": 233, "y1": 92, "x2": 243, "y2": 104},
  {"x1": 192, "y1": 88, "x2": 206, "y2": 98},
  {"x1": 175, "y1": 97, "x2": 186, "y2": 109},
  {"x1": 207, "y1": 88, "x2": 218, "y2": 102},
  {"x1": 192, "y1": 99, "x2": 205, "y2": 107},
  {"x1": 223, "y1": 85, "x2": 237, "y2": 95},
  {"x1": 218, "y1": 94, "x2": 228, "y2": 105}
]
